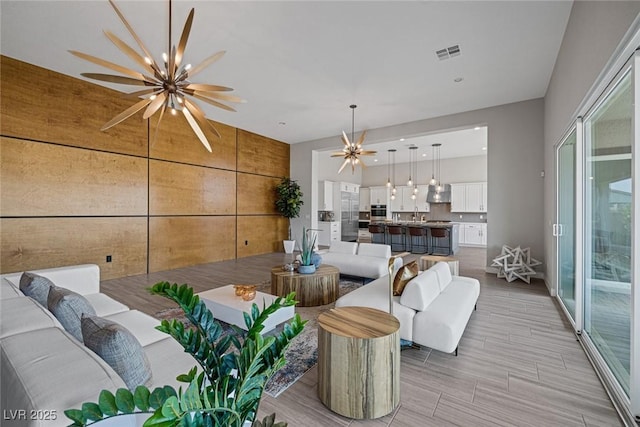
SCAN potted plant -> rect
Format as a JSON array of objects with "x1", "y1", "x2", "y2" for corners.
[
  {"x1": 275, "y1": 177, "x2": 303, "y2": 254},
  {"x1": 65, "y1": 282, "x2": 306, "y2": 427},
  {"x1": 297, "y1": 227, "x2": 318, "y2": 274}
]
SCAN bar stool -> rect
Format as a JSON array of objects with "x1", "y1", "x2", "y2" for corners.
[
  {"x1": 429, "y1": 227, "x2": 450, "y2": 255},
  {"x1": 368, "y1": 224, "x2": 386, "y2": 244},
  {"x1": 407, "y1": 226, "x2": 428, "y2": 254},
  {"x1": 386, "y1": 225, "x2": 406, "y2": 252}
]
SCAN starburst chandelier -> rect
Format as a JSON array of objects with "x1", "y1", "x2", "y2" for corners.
[
  {"x1": 69, "y1": 0, "x2": 244, "y2": 152},
  {"x1": 331, "y1": 104, "x2": 376, "y2": 173}
]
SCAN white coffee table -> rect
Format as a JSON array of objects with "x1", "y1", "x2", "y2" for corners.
[{"x1": 197, "y1": 285, "x2": 295, "y2": 334}]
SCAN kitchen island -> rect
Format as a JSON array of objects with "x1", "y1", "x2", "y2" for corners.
[{"x1": 369, "y1": 222, "x2": 460, "y2": 255}]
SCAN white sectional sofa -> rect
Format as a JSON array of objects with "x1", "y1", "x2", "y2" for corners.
[
  {"x1": 319, "y1": 241, "x2": 403, "y2": 279},
  {"x1": 0, "y1": 264, "x2": 196, "y2": 427},
  {"x1": 335, "y1": 261, "x2": 480, "y2": 355}
]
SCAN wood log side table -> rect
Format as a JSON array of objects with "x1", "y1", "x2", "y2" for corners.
[
  {"x1": 317, "y1": 306, "x2": 400, "y2": 419},
  {"x1": 270, "y1": 264, "x2": 340, "y2": 307},
  {"x1": 419, "y1": 254, "x2": 459, "y2": 275}
]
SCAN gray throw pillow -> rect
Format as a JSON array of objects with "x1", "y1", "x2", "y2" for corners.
[
  {"x1": 47, "y1": 286, "x2": 96, "y2": 341},
  {"x1": 81, "y1": 314, "x2": 153, "y2": 390},
  {"x1": 20, "y1": 272, "x2": 55, "y2": 307}
]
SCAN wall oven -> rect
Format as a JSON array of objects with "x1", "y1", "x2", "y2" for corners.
[{"x1": 370, "y1": 204, "x2": 387, "y2": 221}]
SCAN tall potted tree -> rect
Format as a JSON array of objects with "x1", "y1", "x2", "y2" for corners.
[{"x1": 275, "y1": 177, "x2": 303, "y2": 254}]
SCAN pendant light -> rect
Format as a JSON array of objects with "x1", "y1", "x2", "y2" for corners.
[
  {"x1": 389, "y1": 149, "x2": 397, "y2": 200},
  {"x1": 426, "y1": 142, "x2": 451, "y2": 203},
  {"x1": 434, "y1": 143, "x2": 443, "y2": 192},
  {"x1": 386, "y1": 149, "x2": 392, "y2": 188},
  {"x1": 429, "y1": 144, "x2": 437, "y2": 186},
  {"x1": 70, "y1": 0, "x2": 244, "y2": 153},
  {"x1": 331, "y1": 104, "x2": 377, "y2": 173},
  {"x1": 409, "y1": 146, "x2": 418, "y2": 199}
]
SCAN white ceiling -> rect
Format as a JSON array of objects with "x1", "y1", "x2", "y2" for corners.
[{"x1": 0, "y1": 1, "x2": 572, "y2": 146}]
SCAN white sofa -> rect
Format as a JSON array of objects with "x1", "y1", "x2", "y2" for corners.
[
  {"x1": 335, "y1": 261, "x2": 480, "y2": 355},
  {"x1": 319, "y1": 241, "x2": 403, "y2": 279},
  {"x1": 0, "y1": 264, "x2": 196, "y2": 427}
]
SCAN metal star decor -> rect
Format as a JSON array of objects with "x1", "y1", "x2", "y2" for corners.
[
  {"x1": 69, "y1": 0, "x2": 244, "y2": 152},
  {"x1": 491, "y1": 245, "x2": 542, "y2": 284},
  {"x1": 331, "y1": 104, "x2": 377, "y2": 173}
]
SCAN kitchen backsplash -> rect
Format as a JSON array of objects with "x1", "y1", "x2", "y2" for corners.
[{"x1": 391, "y1": 203, "x2": 487, "y2": 223}]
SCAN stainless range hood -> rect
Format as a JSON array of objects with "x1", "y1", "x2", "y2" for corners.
[{"x1": 426, "y1": 184, "x2": 451, "y2": 203}]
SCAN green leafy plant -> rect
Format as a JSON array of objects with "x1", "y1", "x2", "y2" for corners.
[
  {"x1": 66, "y1": 282, "x2": 305, "y2": 427},
  {"x1": 274, "y1": 177, "x2": 303, "y2": 240},
  {"x1": 299, "y1": 227, "x2": 317, "y2": 266}
]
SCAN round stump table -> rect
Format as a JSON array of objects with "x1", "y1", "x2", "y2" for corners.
[
  {"x1": 317, "y1": 306, "x2": 400, "y2": 419},
  {"x1": 270, "y1": 264, "x2": 340, "y2": 307}
]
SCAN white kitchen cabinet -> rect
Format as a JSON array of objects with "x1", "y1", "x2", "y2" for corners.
[
  {"x1": 339, "y1": 182, "x2": 359, "y2": 193},
  {"x1": 459, "y1": 223, "x2": 487, "y2": 247},
  {"x1": 416, "y1": 185, "x2": 431, "y2": 212},
  {"x1": 370, "y1": 186, "x2": 389, "y2": 205},
  {"x1": 450, "y1": 182, "x2": 487, "y2": 213},
  {"x1": 359, "y1": 187, "x2": 370, "y2": 212},
  {"x1": 318, "y1": 221, "x2": 340, "y2": 246},
  {"x1": 450, "y1": 184, "x2": 466, "y2": 212},
  {"x1": 391, "y1": 186, "x2": 419, "y2": 212},
  {"x1": 318, "y1": 180, "x2": 334, "y2": 211}
]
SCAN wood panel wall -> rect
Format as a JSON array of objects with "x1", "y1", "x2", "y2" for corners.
[{"x1": 0, "y1": 56, "x2": 289, "y2": 280}]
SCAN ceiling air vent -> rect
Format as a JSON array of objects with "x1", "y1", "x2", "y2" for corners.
[{"x1": 436, "y1": 44, "x2": 461, "y2": 60}]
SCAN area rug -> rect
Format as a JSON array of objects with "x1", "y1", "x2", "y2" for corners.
[{"x1": 155, "y1": 278, "x2": 364, "y2": 398}]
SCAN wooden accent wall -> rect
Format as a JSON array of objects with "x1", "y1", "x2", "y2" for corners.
[{"x1": 0, "y1": 56, "x2": 289, "y2": 280}]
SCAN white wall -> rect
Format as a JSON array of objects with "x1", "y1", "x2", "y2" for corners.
[
  {"x1": 291, "y1": 98, "x2": 545, "y2": 269},
  {"x1": 359, "y1": 155, "x2": 487, "y2": 187},
  {"x1": 543, "y1": 1, "x2": 640, "y2": 294}
]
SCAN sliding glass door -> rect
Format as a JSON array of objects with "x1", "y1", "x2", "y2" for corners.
[
  {"x1": 557, "y1": 129, "x2": 577, "y2": 321},
  {"x1": 583, "y1": 68, "x2": 633, "y2": 394}
]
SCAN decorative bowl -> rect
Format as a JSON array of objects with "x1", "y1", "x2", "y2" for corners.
[{"x1": 233, "y1": 285, "x2": 258, "y2": 301}]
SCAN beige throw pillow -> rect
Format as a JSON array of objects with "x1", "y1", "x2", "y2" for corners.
[{"x1": 392, "y1": 260, "x2": 419, "y2": 296}]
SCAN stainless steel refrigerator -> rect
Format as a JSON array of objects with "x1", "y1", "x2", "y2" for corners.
[{"x1": 341, "y1": 191, "x2": 359, "y2": 242}]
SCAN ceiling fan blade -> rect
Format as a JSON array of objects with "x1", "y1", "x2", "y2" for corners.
[
  {"x1": 189, "y1": 92, "x2": 237, "y2": 112},
  {"x1": 81, "y1": 72, "x2": 153, "y2": 86},
  {"x1": 185, "y1": 83, "x2": 234, "y2": 92},
  {"x1": 338, "y1": 158, "x2": 350, "y2": 174},
  {"x1": 330, "y1": 153, "x2": 347, "y2": 157},
  {"x1": 191, "y1": 90, "x2": 245, "y2": 104},
  {"x1": 123, "y1": 88, "x2": 162, "y2": 99},
  {"x1": 103, "y1": 30, "x2": 157, "y2": 76},
  {"x1": 360, "y1": 150, "x2": 377, "y2": 155},
  {"x1": 341, "y1": 131, "x2": 351, "y2": 147},
  {"x1": 182, "y1": 106, "x2": 212, "y2": 152},
  {"x1": 69, "y1": 50, "x2": 147, "y2": 81},
  {"x1": 356, "y1": 129, "x2": 367, "y2": 146},
  {"x1": 175, "y1": 8, "x2": 194, "y2": 70},
  {"x1": 142, "y1": 92, "x2": 167, "y2": 119},
  {"x1": 108, "y1": 0, "x2": 156, "y2": 65},
  {"x1": 101, "y1": 97, "x2": 152, "y2": 131},
  {"x1": 188, "y1": 50, "x2": 226, "y2": 79},
  {"x1": 359, "y1": 159, "x2": 368, "y2": 169},
  {"x1": 184, "y1": 98, "x2": 221, "y2": 139}
]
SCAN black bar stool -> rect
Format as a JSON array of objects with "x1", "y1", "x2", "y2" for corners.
[
  {"x1": 368, "y1": 224, "x2": 386, "y2": 244},
  {"x1": 407, "y1": 226, "x2": 428, "y2": 254},
  {"x1": 386, "y1": 225, "x2": 406, "y2": 252},
  {"x1": 429, "y1": 227, "x2": 450, "y2": 255}
]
